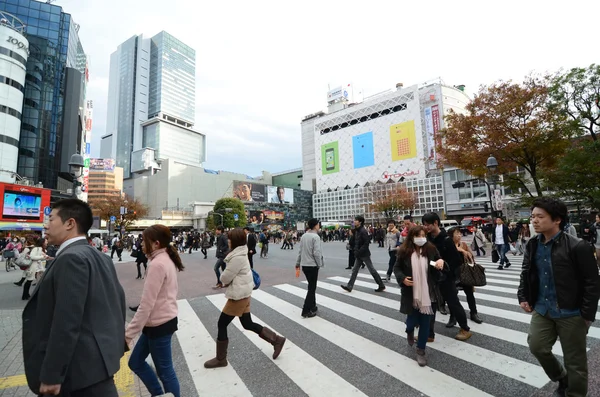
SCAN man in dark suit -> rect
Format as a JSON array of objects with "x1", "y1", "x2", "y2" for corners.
[
  {"x1": 22, "y1": 199, "x2": 126, "y2": 396},
  {"x1": 244, "y1": 227, "x2": 257, "y2": 269}
]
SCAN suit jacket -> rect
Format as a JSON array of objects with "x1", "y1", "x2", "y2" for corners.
[
  {"x1": 216, "y1": 233, "x2": 229, "y2": 259},
  {"x1": 247, "y1": 233, "x2": 257, "y2": 254},
  {"x1": 492, "y1": 224, "x2": 512, "y2": 244},
  {"x1": 22, "y1": 239, "x2": 126, "y2": 394}
]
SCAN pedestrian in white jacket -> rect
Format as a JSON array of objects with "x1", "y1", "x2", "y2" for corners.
[
  {"x1": 204, "y1": 228, "x2": 286, "y2": 370},
  {"x1": 295, "y1": 218, "x2": 324, "y2": 318}
]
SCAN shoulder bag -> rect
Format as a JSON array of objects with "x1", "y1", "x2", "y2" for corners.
[{"x1": 459, "y1": 256, "x2": 487, "y2": 287}]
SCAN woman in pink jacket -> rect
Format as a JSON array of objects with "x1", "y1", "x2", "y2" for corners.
[{"x1": 126, "y1": 225, "x2": 184, "y2": 397}]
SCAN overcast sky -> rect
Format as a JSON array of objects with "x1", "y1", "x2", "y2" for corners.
[{"x1": 61, "y1": 0, "x2": 599, "y2": 176}]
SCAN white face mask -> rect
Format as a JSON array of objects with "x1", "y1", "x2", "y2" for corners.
[{"x1": 414, "y1": 237, "x2": 427, "y2": 247}]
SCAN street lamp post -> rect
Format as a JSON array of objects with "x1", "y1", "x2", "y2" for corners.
[
  {"x1": 212, "y1": 208, "x2": 233, "y2": 227},
  {"x1": 213, "y1": 212, "x2": 224, "y2": 226},
  {"x1": 486, "y1": 155, "x2": 500, "y2": 218},
  {"x1": 68, "y1": 153, "x2": 85, "y2": 198}
]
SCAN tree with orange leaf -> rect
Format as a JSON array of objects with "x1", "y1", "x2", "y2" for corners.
[
  {"x1": 436, "y1": 76, "x2": 575, "y2": 198},
  {"x1": 370, "y1": 183, "x2": 417, "y2": 220}
]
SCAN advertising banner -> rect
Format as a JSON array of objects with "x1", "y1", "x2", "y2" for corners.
[
  {"x1": 233, "y1": 181, "x2": 266, "y2": 202},
  {"x1": 267, "y1": 186, "x2": 294, "y2": 204},
  {"x1": 389, "y1": 120, "x2": 417, "y2": 161},
  {"x1": 424, "y1": 107, "x2": 435, "y2": 160},
  {"x1": 321, "y1": 141, "x2": 340, "y2": 175},
  {"x1": 263, "y1": 210, "x2": 285, "y2": 223},
  {"x1": 431, "y1": 105, "x2": 441, "y2": 162},
  {"x1": 247, "y1": 210, "x2": 284, "y2": 225},
  {"x1": 352, "y1": 131, "x2": 375, "y2": 169},
  {"x1": 89, "y1": 158, "x2": 116, "y2": 171}
]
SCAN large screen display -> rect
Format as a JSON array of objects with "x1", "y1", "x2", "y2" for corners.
[{"x1": 2, "y1": 192, "x2": 42, "y2": 219}]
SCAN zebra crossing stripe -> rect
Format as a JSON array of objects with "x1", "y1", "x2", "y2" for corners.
[
  {"x1": 251, "y1": 289, "x2": 494, "y2": 397},
  {"x1": 206, "y1": 294, "x2": 368, "y2": 397},
  {"x1": 177, "y1": 300, "x2": 252, "y2": 396},
  {"x1": 318, "y1": 278, "x2": 566, "y2": 356},
  {"x1": 276, "y1": 284, "x2": 549, "y2": 388}
]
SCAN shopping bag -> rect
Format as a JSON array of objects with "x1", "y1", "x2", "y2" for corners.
[
  {"x1": 492, "y1": 249, "x2": 500, "y2": 263},
  {"x1": 460, "y1": 261, "x2": 487, "y2": 287},
  {"x1": 252, "y1": 269, "x2": 261, "y2": 290}
]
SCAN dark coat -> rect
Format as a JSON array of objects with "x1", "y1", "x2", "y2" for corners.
[
  {"x1": 394, "y1": 246, "x2": 448, "y2": 315},
  {"x1": 216, "y1": 233, "x2": 229, "y2": 259},
  {"x1": 22, "y1": 240, "x2": 126, "y2": 394},
  {"x1": 428, "y1": 228, "x2": 462, "y2": 280},
  {"x1": 517, "y1": 232, "x2": 600, "y2": 322},
  {"x1": 354, "y1": 225, "x2": 371, "y2": 258},
  {"x1": 247, "y1": 233, "x2": 257, "y2": 254}
]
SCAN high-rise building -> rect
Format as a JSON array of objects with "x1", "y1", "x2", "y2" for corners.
[
  {"x1": 0, "y1": 0, "x2": 87, "y2": 189},
  {"x1": 0, "y1": 12, "x2": 28, "y2": 183},
  {"x1": 101, "y1": 31, "x2": 204, "y2": 179},
  {"x1": 87, "y1": 165, "x2": 123, "y2": 202}
]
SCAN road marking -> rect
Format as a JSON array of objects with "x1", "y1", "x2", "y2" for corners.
[
  {"x1": 278, "y1": 284, "x2": 548, "y2": 388},
  {"x1": 177, "y1": 299, "x2": 252, "y2": 397},
  {"x1": 0, "y1": 374, "x2": 26, "y2": 390},
  {"x1": 207, "y1": 294, "x2": 367, "y2": 397},
  {"x1": 114, "y1": 351, "x2": 135, "y2": 396},
  {"x1": 252, "y1": 289, "x2": 494, "y2": 397}
]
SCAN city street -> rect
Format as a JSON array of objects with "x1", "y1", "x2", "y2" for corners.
[{"x1": 1, "y1": 240, "x2": 600, "y2": 396}]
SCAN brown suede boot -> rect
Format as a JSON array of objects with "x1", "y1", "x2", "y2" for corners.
[
  {"x1": 204, "y1": 339, "x2": 228, "y2": 368},
  {"x1": 259, "y1": 327, "x2": 286, "y2": 359}
]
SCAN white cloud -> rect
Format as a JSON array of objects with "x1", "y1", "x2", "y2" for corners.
[{"x1": 72, "y1": 0, "x2": 600, "y2": 174}]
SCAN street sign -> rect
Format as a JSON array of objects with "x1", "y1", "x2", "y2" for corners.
[
  {"x1": 43, "y1": 206, "x2": 51, "y2": 216},
  {"x1": 234, "y1": 213, "x2": 239, "y2": 221},
  {"x1": 110, "y1": 216, "x2": 117, "y2": 222},
  {"x1": 494, "y1": 189, "x2": 503, "y2": 211}
]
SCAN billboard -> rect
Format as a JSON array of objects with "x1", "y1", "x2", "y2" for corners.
[
  {"x1": 267, "y1": 186, "x2": 294, "y2": 204},
  {"x1": 389, "y1": 120, "x2": 417, "y2": 161},
  {"x1": 247, "y1": 210, "x2": 284, "y2": 225},
  {"x1": 321, "y1": 141, "x2": 339, "y2": 175},
  {"x1": 327, "y1": 86, "x2": 350, "y2": 103},
  {"x1": 0, "y1": 183, "x2": 51, "y2": 223},
  {"x1": 89, "y1": 158, "x2": 116, "y2": 171},
  {"x1": 233, "y1": 181, "x2": 266, "y2": 202},
  {"x1": 431, "y1": 105, "x2": 441, "y2": 163},
  {"x1": 352, "y1": 131, "x2": 375, "y2": 169}
]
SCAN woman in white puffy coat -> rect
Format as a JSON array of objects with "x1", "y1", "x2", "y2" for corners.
[{"x1": 204, "y1": 228, "x2": 287, "y2": 369}]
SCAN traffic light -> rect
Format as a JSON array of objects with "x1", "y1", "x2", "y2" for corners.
[
  {"x1": 484, "y1": 202, "x2": 489, "y2": 212},
  {"x1": 452, "y1": 182, "x2": 466, "y2": 189}
]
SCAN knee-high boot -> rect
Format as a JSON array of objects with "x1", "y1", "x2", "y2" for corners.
[
  {"x1": 259, "y1": 327, "x2": 286, "y2": 359},
  {"x1": 204, "y1": 339, "x2": 228, "y2": 368},
  {"x1": 22, "y1": 280, "x2": 32, "y2": 300}
]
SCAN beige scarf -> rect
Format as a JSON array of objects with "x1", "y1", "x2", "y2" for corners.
[{"x1": 411, "y1": 251, "x2": 433, "y2": 315}]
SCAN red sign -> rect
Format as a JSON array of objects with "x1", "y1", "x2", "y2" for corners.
[
  {"x1": 431, "y1": 105, "x2": 441, "y2": 161},
  {"x1": 0, "y1": 183, "x2": 52, "y2": 223}
]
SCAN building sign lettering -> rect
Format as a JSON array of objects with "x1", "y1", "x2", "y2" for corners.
[{"x1": 6, "y1": 36, "x2": 29, "y2": 55}]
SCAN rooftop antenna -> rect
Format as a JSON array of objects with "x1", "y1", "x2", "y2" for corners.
[{"x1": 46, "y1": 0, "x2": 56, "y2": 3}]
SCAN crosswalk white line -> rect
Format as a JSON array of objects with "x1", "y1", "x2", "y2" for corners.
[
  {"x1": 177, "y1": 300, "x2": 252, "y2": 397},
  {"x1": 483, "y1": 277, "x2": 520, "y2": 286},
  {"x1": 478, "y1": 284, "x2": 518, "y2": 294},
  {"x1": 322, "y1": 277, "x2": 566, "y2": 356},
  {"x1": 376, "y1": 268, "x2": 522, "y2": 281},
  {"x1": 251, "y1": 289, "x2": 494, "y2": 397},
  {"x1": 206, "y1": 294, "x2": 368, "y2": 397},
  {"x1": 277, "y1": 284, "x2": 549, "y2": 388}
]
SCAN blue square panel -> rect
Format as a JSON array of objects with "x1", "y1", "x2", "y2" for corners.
[{"x1": 352, "y1": 131, "x2": 375, "y2": 169}]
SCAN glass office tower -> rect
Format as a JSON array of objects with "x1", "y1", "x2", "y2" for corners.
[{"x1": 0, "y1": 0, "x2": 87, "y2": 189}]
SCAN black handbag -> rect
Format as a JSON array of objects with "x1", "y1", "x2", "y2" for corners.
[
  {"x1": 491, "y1": 248, "x2": 499, "y2": 263},
  {"x1": 460, "y1": 259, "x2": 487, "y2": 287}
]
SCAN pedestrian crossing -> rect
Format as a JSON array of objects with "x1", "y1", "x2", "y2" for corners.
[{"x1": 156, "y1": 255, "x2": 600, "y2": 397}]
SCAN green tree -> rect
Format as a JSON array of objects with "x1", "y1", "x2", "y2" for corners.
[
  {"x1": 437, "y1": 76, "x2": 574, "y2": 198},
  {"x1": 213, "y1": 198, "x2": 247, "y2": 229},
  {"x1": 205, "y1": 211, "x2": 216, "y2": 231},
  {"x1": 550, "y1": 64, "x2": 600, "y2": 141},
  {"x1": 89, "y1": 194, "x2": 149, "y2": 230},
  {"x1": 543, "y1": 139, "x2": 600, "y2": 210}
]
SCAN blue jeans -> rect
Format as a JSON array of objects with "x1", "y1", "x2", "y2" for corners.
[
  {"x1": 406, "y1": 310, "x2": 434, "y2": 350},
  {"x1": 129, "y1": 333, "x2": 180, "y2": 397},
  {"x1": 497, "y1": 243, "x2": 511, "y2": 266}
]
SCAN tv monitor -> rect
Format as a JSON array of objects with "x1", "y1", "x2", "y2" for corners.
[{"x1": 3, "y1": 191, "x2": 42, "y2": 219}]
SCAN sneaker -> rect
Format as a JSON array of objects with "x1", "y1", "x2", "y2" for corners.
[
  {"x1": 504, "y1": 262, "x2": 511, "y2": 269},
  {"x1": 455, "y1": 329, "x2": 473, "y2": 341}
]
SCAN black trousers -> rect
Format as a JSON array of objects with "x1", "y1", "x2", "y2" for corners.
[
  {"x1": 430, "y1": 278, "x2": 470, "y2": 337},
  {"x1": 217, "y1": 312, "x2": 263, "y2": 341},
  {"x1": 136, "y1": 260, "x2": 147, "y2": 278},
  {"x1": 348, "y1": 251, "x2": 355, "y2": 268},
  {"x1": 302, "y1": 266, "x2": 319, "y2": 315},
  {"x1": 53, "y1": 376, "x2": 118, "y2": 397},
  {"x1": 248, "y1": 252, "x2": 254, "y2": 269}
]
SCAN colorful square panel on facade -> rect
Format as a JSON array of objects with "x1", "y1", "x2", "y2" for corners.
[{"x1": 389, "y1": 120, "x2": 417, "y2": 161}]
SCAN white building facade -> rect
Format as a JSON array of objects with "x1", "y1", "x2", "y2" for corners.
[
  {"x1": 0, "y1": 13, "x2": 28, "y2": 183},
  {"x1": 303, "y1": 80, "x2": 470, "y2": 222}
]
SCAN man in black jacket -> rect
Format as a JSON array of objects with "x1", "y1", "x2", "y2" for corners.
[
  {"x1": 341, "y1": 215, "x2": 386, "y2": 293},
  {"x1": 244, "y1": 227, "x2": 257, "y2": 269},
  {"x1": 422, "y1": 212, "x2": 472, "y2": 342},
  {"x1": 214, "y1": 226, "x2": 229, "y2": 288},
  {"x1": 518, "y1": 198, "x2": 600, "y2": 397}
]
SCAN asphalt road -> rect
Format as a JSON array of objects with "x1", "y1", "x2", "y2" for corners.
[{"x1": 2, "y1": 239, "x2": 599, "y2": 396}]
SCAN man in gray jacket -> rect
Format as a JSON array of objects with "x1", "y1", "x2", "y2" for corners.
[
  {"x1": 296, "y1": 218, "x2": 324, "y2": 318},
  {"x1": 22, "y1": 199, "x2": 126, "y2": 397}
]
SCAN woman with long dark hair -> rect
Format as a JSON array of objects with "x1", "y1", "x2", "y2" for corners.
[
  {"x1": 394, "y1": 225, "x2": 447, "y2": 367},
  {"x1": 204, "y1": 228, "x2": 286, "y2": 368},
  {"x1": 126, "y1": 225, "x2": 184, "y2": 397},
  {"x1": 449, "y1": 227, "x2": 483, "y2": 324}
]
